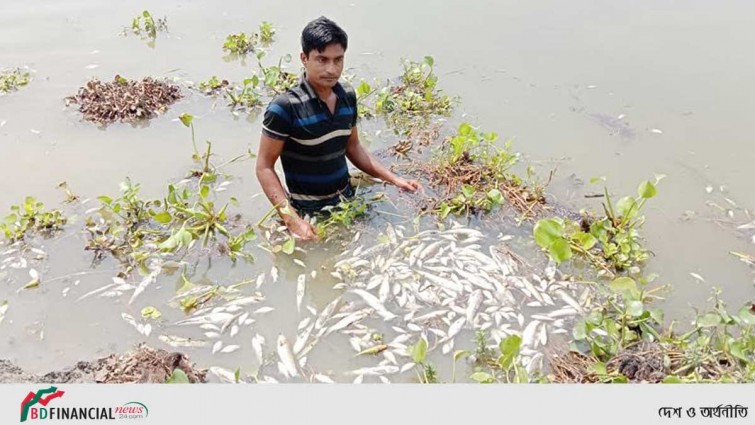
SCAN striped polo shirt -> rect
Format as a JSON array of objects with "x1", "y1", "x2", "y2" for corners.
[{"x1": 261, "y1": 73, "x2": 357, "y2": 213}]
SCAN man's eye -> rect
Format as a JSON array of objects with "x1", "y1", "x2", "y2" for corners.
[{"x1": 318, "y1": 57, "x2": 327, "y2": 63}]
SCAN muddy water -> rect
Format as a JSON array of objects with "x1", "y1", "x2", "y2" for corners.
[{"x1": 1, "y1": 0, "x2": 753, "y2": 381}]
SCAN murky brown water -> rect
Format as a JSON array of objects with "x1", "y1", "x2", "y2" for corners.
[{"x1": 1, "y1": 0, "x2": 753, "y2": 382}]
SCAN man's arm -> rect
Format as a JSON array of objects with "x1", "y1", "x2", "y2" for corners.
[
  {"x1": 345, "y1": 126, "x2": 421, "y2": 191},
  {"x1": 255, "y1": 134, "x2": 317, "y2": 240}
]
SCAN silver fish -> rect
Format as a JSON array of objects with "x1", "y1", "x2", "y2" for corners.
[{"x1": 277, "y1": 334, "x2": 299, "y2": 378}]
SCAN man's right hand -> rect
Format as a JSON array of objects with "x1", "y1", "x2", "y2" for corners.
[{"x1": 284, "y1": 215, "x2": 318, "y2": 240}]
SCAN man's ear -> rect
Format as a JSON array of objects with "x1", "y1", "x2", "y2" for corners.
[{"x1": 300, "y1": 52, "x2": 307, "y2": 64}]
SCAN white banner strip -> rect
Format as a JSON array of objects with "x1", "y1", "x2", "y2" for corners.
[{"x1": 0, "y1": 384, "x2": 751, "y2": 424}]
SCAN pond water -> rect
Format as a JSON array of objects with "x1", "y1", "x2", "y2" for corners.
[{"x1": 1, "y1": 0, "x2": 753, "y2": 382}]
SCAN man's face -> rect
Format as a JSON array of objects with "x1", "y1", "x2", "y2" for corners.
[{"x1": 301, "y1": 43, "x2": 345, "y2": 90}]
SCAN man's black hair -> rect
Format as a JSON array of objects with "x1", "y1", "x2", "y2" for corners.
[{"x1": 301, "y1": 16, "x2": 348, "y2": 56}]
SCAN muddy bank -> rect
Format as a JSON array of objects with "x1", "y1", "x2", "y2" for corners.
[{"x1": 0, "y1": 344, "x2": 206, "y2": 384}]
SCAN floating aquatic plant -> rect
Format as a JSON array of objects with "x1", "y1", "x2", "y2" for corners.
[
  {"x1": 128, "y1": 10, "x2": 168, "y2": 39},
  {"x1": 65, "y1": 76, "x2": 182, "y2": 124},
  {"x1": 534, "y1": 176, "x2": 662, "y2": 274},
  {"x1": 0, "y1": 197, "x2": 67, "y2": 243},
  {"x1": 422, "y1": 122, "x2": 548, "y2": 220},
  {"x1": 0, "y1": 68, "x2": 30, "y2": 94}
]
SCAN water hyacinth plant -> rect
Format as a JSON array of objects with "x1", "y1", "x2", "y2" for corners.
[
  {"x1": 0, "y1": 197, "x2": 67, "y2": 242},
  {"x1": 356, "y1": 56, "x2": 454, "y2": 132},
  {"x1": 223, "y1": 22, "x2": 276, "y2": 55},
  {"x1": 0, "y1": 68, "x2": 31, "y2": 94},
  {"x1": 424, "y1": 122, "x2": 546, "y2": 219},
  {"x1": 553, "y1": 279, "x2": 754, "y2": 383},
  {"x1": 533, "y1": 176, "x2": 662, "y2": 274},
  {"x1": 128, "y1": 10, "x2": 168, "y2": 39}
]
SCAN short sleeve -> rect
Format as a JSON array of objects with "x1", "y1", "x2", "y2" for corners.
[
  {"x1": 262, "y1": 95, "x2": 293, "y2": 141},
  {"x1": 341, "y1": 82, "x2": 358, "y2": 127}
]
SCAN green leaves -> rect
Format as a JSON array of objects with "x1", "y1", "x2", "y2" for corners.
[
  {"x1": 696, "y1": 313, "x2": 722, "y2": 328},
  {"x1": 609, "y1": 277, "x2": 640, "y2": 301},
  {"x1": 534, "y1": 218, "x2": 564, "y2": 249},
  {"x1": 573, "y1": 231, "x2": 597, "y2": 250},
  {"x1": 533, "y1": 218, "x2": 573, "y2": 264},
  {"x1": 470, "y1": 371, "x2": 495, "y2": 383},
  {"x1": 141, "y1": 306, "x2": 162, "y2": 320},
  {"x1": 0, "y1": 68, "x2": 31, "y2": 94},
  {"x1": 179, "y1": 113, "x2": 193, "y2": 127},
  {"x1": 152, "y1": 211, "x2": 172, "y2": 224},
  {"x1": 411, "y1": 336, "x2": 428, "y2": 364},
  {"x1": 637, "y1": 180, "x2": 657, "y2": 199},
  {"x1": 166, "y1": 369, "x2": 190, "y2": 384},
  {"x1": 498, "y1": 335, "x2": 522, "y2": 369},
  {"x1": 1, "y1": 196, "x2": 67, "y2": 242},
  {"x1": 158, "y1": 224, "x2": 193, "y2": 251}
]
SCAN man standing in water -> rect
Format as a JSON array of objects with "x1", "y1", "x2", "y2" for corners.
[{"x1": 255, "y1": 16, "x2": 421, "y2": 240}]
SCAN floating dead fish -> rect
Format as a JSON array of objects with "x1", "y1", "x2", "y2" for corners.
[
  {"x1": 210, "y1": 366, "x2": 238, "y2": 383},
  {"x1": 296, "y1": 274, "x2": 306, "y2": 313},
  {"x1": 158, "y1": 335, "x2": 208, "y2": 347},
  {"x1": 252, "y1": 333, "x2": 265, "y2": 364},
  {"x1": 277, "y1": 334, "x2": 299, "y2": 378}
]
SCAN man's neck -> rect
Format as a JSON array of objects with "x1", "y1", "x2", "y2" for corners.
[{"x1": 306, "y1": 74, "x2": 333, "y2": 101}]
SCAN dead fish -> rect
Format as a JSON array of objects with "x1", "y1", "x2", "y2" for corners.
[
  {"x1": 348, "y1": 365, "x2": 399, "y2": 376},
  {"x1": 555, "y1": 289, "x2": 583, "y2": 313},
  {"x1": 314, "y1": 374, "x2": 335, "y2": 384},
  {"x1": 325, "y1": 309, "x2": 371, "y2": 335},
  {"x1": 293, "y1": 322, "x2": 315, "y2": 354},
  {"x1": 296, "y1": 274, "x2": 306, "y2": 313},
  {"x1": 350, "y1": 289, "x2": 397, "y2": 321},
  {"x1": 158, "y1": 335, "x2": 208, "y2": 348},
  {"x1": 277, "y1": 334, "x2": 299, "y2": 378},
  {"x1": 220, "y1": 344, "x2": 240, "y2": 354},
  {"x1": 252, "y1": 333, "x2": 265, "y2": 364},
  {"x1": 210, "y1": 366, "x2": 238, "y2": 383},
  {"x1": 465, "y1": 290, "x2": 483, "y2": 325}
]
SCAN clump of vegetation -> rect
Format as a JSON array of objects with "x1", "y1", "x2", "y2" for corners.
[
  {"x1": 222, "y1": 22, "x2": 276, "y2": 55},
  {"x1": 410, "y1": 336, "x2": 438, "y2": 383},
  {"x1": 128, "y1": 10, "x2": 168, "y2": 39},
  {"x1": 223, "y1": 33, "x2": 257, "y2": 55},
  {"x1": 226, "y1": 75, "x2": 263, "y2": 110},
  {"x1": 197, "y1": 76, "x2": 229, "y2": 95},
  {"x1": 194, "y1": 52, "x2": 295, "y2": 114},
  {"x1": 551, "y1": 279, "x2": 754, "y2": 383},
  {"x1": 0, "y1": 197, "x2": 67, "y2": 243},
  {"x1": 84, "y1": 175, "x2": 255, "y2": 275},
  {"x1": 314, "y1": 195, "x2": 371, "y2": 239},
  {"x1": 357, "y1": 56, "x2": 454, "y2": 132},
  {"x1": 255, "y1": 52, "x2": 298, "y2": 95},
  {"x1": 534, "y1": 176, "x2": 662, "y2": 275},
  {"x1": 65, "y1": 75, "x2": 182, "y2": 124},
  {"x1": 423, "y1": 122, "x2": 548, "y2": 219},
  {"x1": 258, "y1": 21, "x2": 275, "y2": 43},
  {"x1": 468, "y1": 334, "x2": 532, "y2": 383},
  {"x1": 0, "y1": 68, "x2": 30, "y2": 94}
]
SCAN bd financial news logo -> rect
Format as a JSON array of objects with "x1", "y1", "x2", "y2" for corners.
[{"x1": 20, "y1": 387, "x2": 148, "y2": 422}]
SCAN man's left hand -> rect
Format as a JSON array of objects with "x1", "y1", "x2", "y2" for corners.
[{"x1": 393, "y1": 177, "x2": 423, "y2": 192}]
